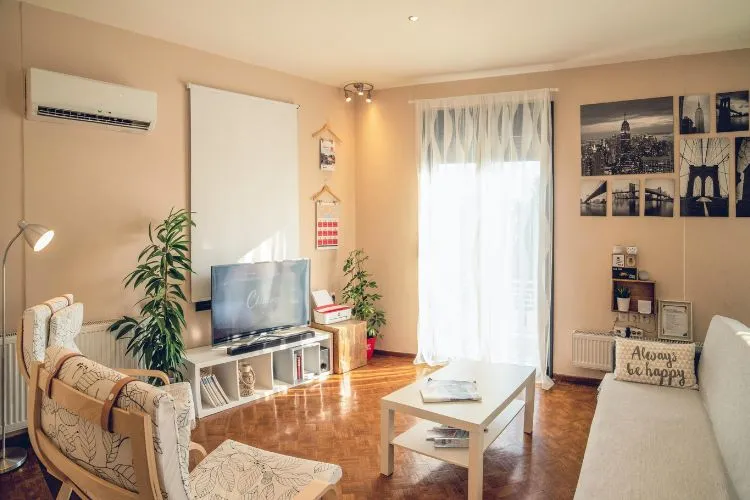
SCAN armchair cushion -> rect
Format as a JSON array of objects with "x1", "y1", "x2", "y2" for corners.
[
  {"x1": 163, "y1": 381, "x2": 197, "y2": 430},
  {"x1": 21, "y1": 294, "x2": 73, "y2": 377},
  {"x1": 188, "y1": 440, "x2": 342, "y2": 499},
  {"x1": 48, "y1": 302, "x2": 84, "y2": 353},
  {"x1": 41, "y1": 346, "x2": 191, "y2": 500}
]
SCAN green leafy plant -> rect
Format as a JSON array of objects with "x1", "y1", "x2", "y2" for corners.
[
  {"x1": 341, "y1": 249, "x2": 386, "y2": 339},
  {"x1": 108, "y1": 208, "x2": 195, "y2": 384},
  {"x1": 615, "y1": 286, "x2": 631, "y2": 299}
]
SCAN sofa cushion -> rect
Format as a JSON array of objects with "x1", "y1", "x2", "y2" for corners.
[
  {"x1": 699, "y1": 316, "x2": 750, "y2": 499},
  {"x1": 575, "y1": 373, "x2": 734, "y2": 500},
  {"x1": 614, "y1": 338, "x2": 697, "y2": 389}
]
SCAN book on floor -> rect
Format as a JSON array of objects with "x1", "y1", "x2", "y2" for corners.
[{"x1": 420, "y1": 378, "x2": 482, "y2": 403}]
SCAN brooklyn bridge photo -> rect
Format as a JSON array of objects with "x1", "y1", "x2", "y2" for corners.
[
  {"x1": 580, "y1": 179, "x2": 607, "y2": 216},
  {"x1": 611, "y1": 179, "x2": 640, "y2": 216},
  {"x1": 581, "y1": 97, "x2": 674, "y2": 176},
  {"x1": 716, "y1": 91, "x2": 749, "y2": 133},
  {"x1": 645, "y1": 179, "x2": 675, "y2": 217},
  {"x1": 680, "y1": 138, "x2": 730, "y2": 217}
]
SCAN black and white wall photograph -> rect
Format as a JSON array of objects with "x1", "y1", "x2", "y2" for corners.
[
  {"x1": 679, "y1": 138, "x2": 730, "y2": 217},
  {"x1": 580, "y1": 179, "x2": 607, "y2": 216},
  {"x1": 737, "y1": 137, "x2": 750, "y2": 217},
  {"x1": 679, "y1": 94, "x2": 709, "y2": 134},
  {"x1": 581, "y1": 97, "x2": 673, "y2": 176},
  {"x1": 716, "y1": 91, "x2": 749, "y2": 133},
  {"x1": 611, "y1": 179, "x2": 640, "y2": 216},
  {"x1": 644, "y1": 178, "x2": 675, "y2": 217}
]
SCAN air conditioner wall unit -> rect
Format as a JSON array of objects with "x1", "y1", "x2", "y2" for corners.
[{"x1": 26, "y1": 68, "x2": 157, "y2": 132}]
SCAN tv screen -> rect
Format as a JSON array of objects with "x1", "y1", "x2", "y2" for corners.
[{"x1": 211, "y1": 259, "x2": 310, "y2": 345}]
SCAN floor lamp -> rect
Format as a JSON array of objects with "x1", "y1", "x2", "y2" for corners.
[{"x1": 1, "y1": 220, "x2": 54, "y2": 474}]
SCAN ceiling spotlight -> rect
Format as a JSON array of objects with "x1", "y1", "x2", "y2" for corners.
[
  {"x1": 342, "y1": 82, "x2": 374, "y2": 104},
  {"x1": 408, "y1": 15, "x2": 419, "y2": 22}
]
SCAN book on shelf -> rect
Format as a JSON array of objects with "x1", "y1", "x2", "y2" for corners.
[
  {"x1": 211, "y1": 374, "x2": 230, "y2": 404},
  {"x1": 425, "y1": 427, "x2": 469, "y2": 441},
  {"x1": 200, "y1": 376, "x2": 219, "y2": 407},
  {"x1": 206, "y1": 375, "x2": 223, "y2": 405},
  {"x1": 433, "y1": 437, "x2": 470, "y2": 448},
  {"x1": 420, "y1": 378, "x2": 482, "y2": 403}
]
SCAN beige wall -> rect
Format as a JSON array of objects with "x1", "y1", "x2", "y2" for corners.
[
  {"x1": 1, "y1": 2, "x2": 357, "y2": 348},
  {"x1": 356, "y1": 49, "x2": 750, "y2": 377}
]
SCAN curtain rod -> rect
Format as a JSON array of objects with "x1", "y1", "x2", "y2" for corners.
[{"x1": 408, "y1": 88, "x2": 559, "y2": 104}]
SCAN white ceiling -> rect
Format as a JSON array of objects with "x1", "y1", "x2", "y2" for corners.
[{"x1": 21, "y1": 0, "x2": 750, "y2": 89}]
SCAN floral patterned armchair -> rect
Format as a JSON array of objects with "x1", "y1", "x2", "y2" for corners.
[
  {"x1": 28, "y1": 347, "x2": 343, "y2": 500},
  {"x1": 16, "y1": 294, "x2": 196, "y2": 430}
]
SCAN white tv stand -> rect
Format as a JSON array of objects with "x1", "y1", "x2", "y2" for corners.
[{"x1": 184, "y1": 326, "x2": 332, "y2": 418}]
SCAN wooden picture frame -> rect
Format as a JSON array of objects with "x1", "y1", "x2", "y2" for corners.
[{"x1": 657, "y1": 300, "x2": 693, "y2": 342}]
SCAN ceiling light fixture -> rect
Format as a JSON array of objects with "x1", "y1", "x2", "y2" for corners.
[
  {"x1": 342, "y1": 82, "x2": 374, "y2": 103},
  {"x1": 408, "y1": 15, "x2": 419, "y2": 22}
]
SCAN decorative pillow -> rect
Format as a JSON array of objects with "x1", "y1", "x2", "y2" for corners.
[
  {"x1": 614, "y1": 338, "x2": 698, "y2": 389},
  {"x1": 48, "y1": 302, "x2": 84, "y2": 352}
]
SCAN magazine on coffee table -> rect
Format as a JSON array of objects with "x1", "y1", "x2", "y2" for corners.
[{"x1": 420, "y1": 378, "x2": 481, "y2": 403}]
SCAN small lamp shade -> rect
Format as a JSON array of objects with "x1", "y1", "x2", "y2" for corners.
[{"x1": 17, "y1": 220, "x2": 54, "y2": 252}]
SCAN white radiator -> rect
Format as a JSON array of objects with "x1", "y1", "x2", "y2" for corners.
[
  {"x1": 3, "y1": 320, "x2": 136, "y2": 433},
  {"x1": 572, "y1": 331, "x2": 615, "y2": 371}
]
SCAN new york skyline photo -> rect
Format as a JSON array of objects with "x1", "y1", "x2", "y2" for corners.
[{"x1": 581, "y1": 97, "x2": 674, "y2": 176}]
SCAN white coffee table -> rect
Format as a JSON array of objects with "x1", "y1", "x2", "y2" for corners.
[{"x1": 380, "y1": 359, "x2": 536, "y2": 499}]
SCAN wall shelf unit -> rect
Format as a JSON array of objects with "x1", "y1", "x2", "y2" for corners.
[
  {"x1": 185, "y1": 327, "x2": 332, "y2": 418},
  {"x1": 611, "y1": 278, "x2": 655, "y2": 313}
]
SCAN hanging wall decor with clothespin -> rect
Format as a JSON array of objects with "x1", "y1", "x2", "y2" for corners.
[
  {"x1": 311, "y1": 184, "x2": 341, "y2": 250},
  {"x1": 312, "y1": 123, "x2": 342, "y2": 172}
]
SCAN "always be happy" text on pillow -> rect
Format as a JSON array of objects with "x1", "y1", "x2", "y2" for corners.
[{"x1": 614, "y1": 338, "x2": 697, "y2": 389}]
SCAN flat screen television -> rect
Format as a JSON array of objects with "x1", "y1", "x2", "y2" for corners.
[{"x1": 211, "y1": 259, "x2": 310, "y2": 345}]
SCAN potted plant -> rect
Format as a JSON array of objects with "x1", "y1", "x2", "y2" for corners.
[
  {"x1": 341, "y1": 249, "x2": 386, "y2": 360},
  {"x1": 109, "y1": 208, "x2": 195, "y2": 383},
  {"x1": 615, "y1": 285, "x2": 631, "y2": 313}
]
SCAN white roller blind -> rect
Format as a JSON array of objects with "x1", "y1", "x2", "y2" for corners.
[{"x1": 189, "y1": 84, "x2": 299, "y2": 301}]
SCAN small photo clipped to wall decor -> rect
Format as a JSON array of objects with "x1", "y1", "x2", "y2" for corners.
[
  {"x1": 678, "y1": 94, "x2": 709, "y2": 134},
  {"x1": 316, "y1": 200, "x2": 340, "y2": 250},
  {"x1": 679, "y1": 138, "x2": 730, "y2": 217},
  {"x1": 715, "y1": 90, "x2": 749, "y2": 133},
  {"x1": 320, "y1": 138, "x2": 336, "y2": 171},
  {"x1": 644, "y1": 178, "x2": 675, "y2": 217},
  {"x1": 580, "y1": 179, "x2": 607, "y2": 216},
  {"x1": 611, "y1": 179, "x2": 640, "y2": 216},
  {"x1": 657, "y1": 300, "x2": 693, "y2": 342},
  {"x1": 580, "y1": 97, "x2": 673, "y2": 176},
  {"x1": 736, "y1": 137, "x2": 750, "y2": 217}
]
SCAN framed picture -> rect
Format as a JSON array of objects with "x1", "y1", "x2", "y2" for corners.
[
  {"x1": 679, "y1": 138, "x2": 730, "y2": 217},
  {"x1": 611, "y1": 179, "x2": 640, "y2": 216},
  {"x1": 678, "y1": 94, "x2": 709, "y2": 134},
  {"x1": 657, "y1": 300, "x2": 693, "y2": 342},
  {"x1": 580, "y1": 179, "x2": 607, "y2": 216},
  {"x1": 736, "y1": 137, "x2": 750, "y2": 217},
  {"x1": 715, "y1": 91, "x2": 749, "y2": 133},
  {"x1": 581, "y1": 97, "x2": 674, "y2": 176},
  {"x1": 644, "y1": 178, "x2": 675, "y2": 217}
]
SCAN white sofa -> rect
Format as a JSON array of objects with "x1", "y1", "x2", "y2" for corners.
[{"x1": 575, "y1": 316, "x2": 750, "y2": 500}]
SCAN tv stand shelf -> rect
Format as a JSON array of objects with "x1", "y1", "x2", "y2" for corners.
[{"x1": 184, "y1": 326, "x2": 332, "y2": 419}]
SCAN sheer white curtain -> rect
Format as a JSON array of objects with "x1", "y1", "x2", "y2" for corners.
[{"x1": 415, "y1": 89, "x2": 554, "y2": 389}]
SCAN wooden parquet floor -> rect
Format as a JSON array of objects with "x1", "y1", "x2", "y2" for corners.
[{"x1": 1, "y1": 354, "x2": 597, "y2": 499}]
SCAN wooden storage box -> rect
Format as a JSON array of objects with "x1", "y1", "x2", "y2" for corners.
[
  {"x1": 311, "y1": 320, "x2": 367, "y2": 374},
  {"x1": 611, "y1": 279, "x2": 655, "y2": 313}
]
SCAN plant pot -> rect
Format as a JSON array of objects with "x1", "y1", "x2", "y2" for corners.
[
  {"x1": 617, "y1": 297, "x2": 631, "y2": 313},
  {"x1": 366, "y1": 337, "x2": 376, "y2": 360}
]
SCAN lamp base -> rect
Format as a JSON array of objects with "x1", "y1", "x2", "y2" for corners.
[{"x1": 0, "y1": 447, "x2": 27, "y2": 474}]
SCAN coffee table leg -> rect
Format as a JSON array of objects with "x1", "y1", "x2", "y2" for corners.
[
  {"x1": 524, "y1": 373, "x2": 535, "y2": 434},
  {"x1": 380, "y1": 407, "x2": 395, "y2": 476},
  {"x1": 467, "y1": 430, "x2": 483, "y2": 499}
]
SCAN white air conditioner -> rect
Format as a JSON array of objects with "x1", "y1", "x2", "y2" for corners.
[{"x1": 26, "y1": 68, "x2": 157, "y2": 132}]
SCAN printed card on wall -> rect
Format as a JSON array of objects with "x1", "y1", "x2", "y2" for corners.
[
  {"x1": 320, "y1": 138, "x2": 336, "y2": 171},
  {"x1": 316, "y1": 201, "x2": 340, "y2": 250}
]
